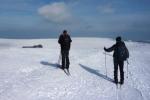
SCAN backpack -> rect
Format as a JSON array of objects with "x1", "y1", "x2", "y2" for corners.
[{"x1": 117, "y1": 42, "x2": 129, "y2": 61}]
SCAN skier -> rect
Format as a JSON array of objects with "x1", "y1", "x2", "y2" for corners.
[
  {"x1": 58, "y1": 30, "x2": 72, "y2": 71},
  {"x1": 104, "y1": 36, "x2": 129, "y2": 85}
]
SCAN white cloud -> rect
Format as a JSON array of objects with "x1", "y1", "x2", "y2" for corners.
[
  {"x1": 97, "y1": 4, "x2": 115, "y2": 14},
  {"x1": 38, "y1": 2, "x2": 72, "y2": 23}
]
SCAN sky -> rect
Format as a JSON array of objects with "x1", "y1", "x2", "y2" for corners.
[{"x1": 0, "y1": 0, "x2": 150, "y2": 41}]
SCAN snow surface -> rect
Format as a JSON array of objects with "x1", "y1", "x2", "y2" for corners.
[{"x1": 0, "y1": 38, "x2": 150, "y2": 100}]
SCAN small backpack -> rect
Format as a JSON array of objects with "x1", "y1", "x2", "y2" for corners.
[{"x1": 117, "y1": 43, "x2": 129, "y2": 61}]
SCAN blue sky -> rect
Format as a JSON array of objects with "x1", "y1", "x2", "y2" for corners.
[{"x1": 0, "y1": 0, "x2": 150, "y2": 40}]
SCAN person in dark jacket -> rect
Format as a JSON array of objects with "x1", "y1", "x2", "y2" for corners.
[
  {"x1": 104, "y1": 36, "x2": 129, "y2": 85},
  {"x1": 58, "y1": 30, "x2": 72, "y2": 70}
]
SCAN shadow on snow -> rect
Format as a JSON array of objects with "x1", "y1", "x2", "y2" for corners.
[
  {"x1": 40, "y1": 61, "x2": 61, "y2": 69},
  {"x1": 79, "y1": 64, "x2": 114, "y2": 84}
]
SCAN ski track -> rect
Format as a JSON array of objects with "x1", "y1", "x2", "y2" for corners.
[{"x1": 0, "y1": 38, "x2": 150, "y2": 100}]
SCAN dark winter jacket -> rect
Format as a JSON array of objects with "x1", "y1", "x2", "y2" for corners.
[
  {"x1": 104, "y1": 41, "x2": 129, "y2": 61},
  {"x1": 58, "y1": 34, "x2": 72, "y2": 51}
]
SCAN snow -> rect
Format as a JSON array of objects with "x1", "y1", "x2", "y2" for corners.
[{"x1": 0, "y1": 37, "x2": 150, "y2": 100}]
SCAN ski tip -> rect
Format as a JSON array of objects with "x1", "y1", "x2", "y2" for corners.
[
  {"x1": 64, "y1": 69, "x2": 71, "y2": 76},
  {"x1": 116, "y1": 84, "x2": 123, "y2": 89}
]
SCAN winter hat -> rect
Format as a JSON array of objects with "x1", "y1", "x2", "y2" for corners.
[{"x1": 116, "y1": 36, "x2": 121, "y2": 42}]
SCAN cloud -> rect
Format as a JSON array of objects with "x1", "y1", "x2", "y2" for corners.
[
  {"x1": 38, "y1": 2, "x2": 72, "y2": 23},
  {"x1": 97, "y1": 4, "x2": 115, "y2": 14}
]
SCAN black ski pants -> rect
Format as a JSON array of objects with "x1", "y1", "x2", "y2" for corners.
[
  {"x1": 113, "y1": 59, "x2": 124, "y2": 83},
  {"x1": 61, "y1": 50, "x2": 70, "y2": 69}
]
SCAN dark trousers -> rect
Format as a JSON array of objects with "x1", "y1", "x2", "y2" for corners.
[
  {"x1": 113, "y1": 59, "x2": 124, "y2": 83},
  {"x1": 61, "y1": 50, "x2": 70, "y2": 69}
]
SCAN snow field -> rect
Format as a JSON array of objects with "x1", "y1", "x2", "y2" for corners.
[{"x1": 0, "y1": 38, "x2": 150, "y2": 100}]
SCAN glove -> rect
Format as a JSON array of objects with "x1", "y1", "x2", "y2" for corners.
[{"x1": 104, "y1": 47, "x2": 107, "y2": 51}]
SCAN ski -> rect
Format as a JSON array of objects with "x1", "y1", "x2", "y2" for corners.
[
  {"x1": 115, "y1": 83, "x2": 119, "y2": 100},
  {"x1": 119, "y1": 84, "x2": 122, "y2": 89},
  {"x1": 63, "y1": 69, "x2": 69, "y2": 75},
  {"x1": 116, "y1": 84, "x2": 119, "y2": 89},
  {"x1": 66, "y1": 69, "x2": 71, "y2": 76},
  {"x1": 56, "y1": 64, "x2": 70, "y2": 76},
  {"x1": 56, "y1": 63, "x2": 71, "y2": 76},
  {"x1": 116, "y1": 83, "x2": 123, "y2": 89}
]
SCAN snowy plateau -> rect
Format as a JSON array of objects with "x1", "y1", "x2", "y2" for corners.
[{"x1": 0, "y1": 38, "x2": 150, "y2": 100}]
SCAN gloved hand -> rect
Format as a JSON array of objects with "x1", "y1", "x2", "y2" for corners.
[{"x1": 104, "y1": 47, "x2": 107, "y2": 51}]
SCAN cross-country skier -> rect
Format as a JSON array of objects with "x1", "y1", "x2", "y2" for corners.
[
  {"x1": 58, "y1": 30, "x2": 72, "y2": 71},
  {"x1": 104, "y1": 36, "x2": 129, "y2": 85}
]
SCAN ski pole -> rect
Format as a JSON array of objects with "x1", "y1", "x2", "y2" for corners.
[
  {"x1": 58, "y1": 51, "x2": 61, "y2": 65},
  {"x1": 104, "y1": 51, "x2": 107, "y2": 77},
  {"x1": 126, "y1": 59, "x2": 129, "y2": 78}
]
